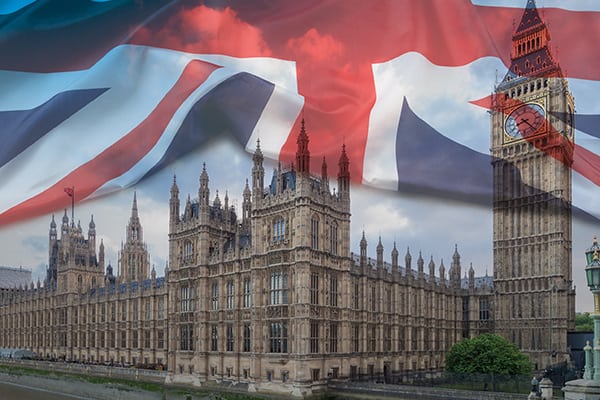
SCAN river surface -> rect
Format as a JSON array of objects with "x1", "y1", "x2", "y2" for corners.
[{"x1": 0, "y1": 380, "x2": 94, "y2": 399}]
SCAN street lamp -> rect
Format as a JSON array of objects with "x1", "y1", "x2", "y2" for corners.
[{"x1": 585, "y1": 236, "x2": 600, "y2": 380}]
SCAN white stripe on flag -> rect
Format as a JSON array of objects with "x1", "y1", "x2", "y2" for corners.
[{"x1": 364, "y1": 51, "x2": 505, "y2": 189}]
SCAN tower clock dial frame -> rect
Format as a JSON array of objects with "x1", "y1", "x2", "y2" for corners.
[{"x1": 503, "y1": 102, "x2": 547, "y2": 142}]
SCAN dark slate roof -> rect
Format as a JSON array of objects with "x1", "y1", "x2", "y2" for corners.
[
  {"x1": 0, "y1": 266, "x2": 32, "y2": 289},
  {"x1": 515, "y1": 0, "x2": 543, "y2": 35},
  {"x1": 461, "y1": 275, "x2": 494, "y2": 290},
  {"x1": 269, "y1": 170, "x2": 296, "y2": 194}
]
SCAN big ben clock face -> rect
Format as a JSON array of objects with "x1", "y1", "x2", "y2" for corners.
[{"x1": 504, "y1": 103, "x2": 546, "y2": 140}]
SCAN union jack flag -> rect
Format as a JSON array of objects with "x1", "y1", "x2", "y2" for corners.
[{"x1": 1, "y1": 0, "x2": 600, "y2": 225}]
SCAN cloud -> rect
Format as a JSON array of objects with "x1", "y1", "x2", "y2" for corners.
[
  {"x1": 132, "y1": 5, "x2": 272, "y2": 57},
  {"x1": 286, "y1": 28, "x2": 345, "y2": 63}
]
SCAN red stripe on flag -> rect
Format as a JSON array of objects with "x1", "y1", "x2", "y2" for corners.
[
  {"x1": 0, "y1": 60, "x2": 220, "y2": 226},
  {"x1": 64, "y1": 187, "x2": 74, "y2": 197}
]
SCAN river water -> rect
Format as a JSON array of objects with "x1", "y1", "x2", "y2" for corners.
[{"x1": 0, "y1": 380, "x2": 94, "y2": 399}]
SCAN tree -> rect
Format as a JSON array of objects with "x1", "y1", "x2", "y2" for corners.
[
  {"x1": 445, "y1": 334, "x2": 532, "y2": 376},
  {"x1": 575, "y1": 312, "x2": 594, "y2": 332}
]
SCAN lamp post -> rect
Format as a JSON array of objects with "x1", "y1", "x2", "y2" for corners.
[{"x1": 585, "y1": 236, "x2": 600, "y2": 380}]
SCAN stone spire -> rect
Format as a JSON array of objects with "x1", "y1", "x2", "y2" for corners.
[
  {"x1": 337, "y1": 144, "x2": 350, "y2": 196},
  {"x1": 296, "y1": 118, "x2": 310, "y2": 175}
]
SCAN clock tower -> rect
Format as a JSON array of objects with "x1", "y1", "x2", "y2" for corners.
[{"x1": 491, "y1": 0, "x2": 575, "y2": 368}]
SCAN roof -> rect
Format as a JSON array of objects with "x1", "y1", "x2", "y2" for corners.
[
  {"x1": 515, "y1": 0, "x2": 543, "y2": 35},
  {"x1": 0, "y1": 266, "x2": 32, "y2": 289}
]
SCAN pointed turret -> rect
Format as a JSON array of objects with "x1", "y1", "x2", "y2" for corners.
[
  {"x1": 360, "y1": 231, "x2": 367, "y2": 266},
  {"x1": 337, "y1": 144, "x2": 350, "y2": 197},
  {"x1": 49, "y1": 215, "x2": 57, "y2": 241},
  {"x1": 469, "y1": 263, "x2": 475, "y2": 289},
  {"x1": 405, "y1": 247, "x2": 412, "y2": 273},
  {"x1": 376, "y1": 236, "x2": 384, "y2": 267},
  {"x1": 170, "y1": 175, "x2": 180, "y2": 228},
  {"x1": 242, "y1": 179, "x2": 251, "y2": 227},
  {"x1": 199, "y1": 162, "x2": 210, "y2": 207},
  {"x1": 391, "y1": 241, "x2": 399, "y2": 270},
  {"x1": 127, "y1": 193, "x2": 142, "y2": 243},
  {"x1": 321, "y1": 156, "x2": 329, "y2": 192},
  {"x1": 417, "y1": 249, "x2": 424, "y2": 278},
  {"x1": 427, "y1": 253, "x2": 435, "y2": 279},
  {"x1": 296, "y1": 118, "x2": 310, "y2": 175},
  {"x1": 439, "y1": 258, "x2": 446, "y2": 281},
  {"x1": 450, "y1": 244, "x2": 461, "y2": 287},
  {"x1": 99, "y1": 239, "x2": 105, "y2": 269},
  {"x1": 252, "y1": 140, "x2": 265, "y2": 202}
]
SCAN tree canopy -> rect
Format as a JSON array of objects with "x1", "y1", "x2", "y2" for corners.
[
  {"x1": 445, "y1": 334, "x2": 532, "y2": 376},
  {"x1": 575, "y1": 312, "x2": 594, "y2": 332}
]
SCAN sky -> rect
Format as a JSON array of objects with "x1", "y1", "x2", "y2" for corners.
[{"x1": 1, "y1": 0, "x2": 600, "y2": 313}]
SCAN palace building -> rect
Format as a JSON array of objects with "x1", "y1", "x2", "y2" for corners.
[
  {"x1": 0, "y1": 0, "x2": 575, "y2": 397},
  {"x1": 0, "y1": 122, "x2": 494, "y2": 396}
]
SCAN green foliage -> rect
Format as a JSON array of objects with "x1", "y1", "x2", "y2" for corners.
[
  {"x1": 576, "y1": 312, "x2": 594, "y2": 332},
  {"x1": 445, "y1": 334, "x2": 532, "y2": 376}
]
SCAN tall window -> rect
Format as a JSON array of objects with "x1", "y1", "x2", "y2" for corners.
[
  {"x1": 270, "y1": 271, "x2": 289, "y2": 305},
  {"x1": 211, "y1": 325, "x2": 218, "y2": 351},
  {"x1": 311, "y1": 217, "x2": 319, "y2": 250},
  {"x1": 329, "y1": 275, "x2": 338, "y2": 307},
  {"x1": 479, "y1": 297, "x2": 490, "y2": 320},
  {"x1": 181, "y1": 286, "x2": 194, "y2": 313},
  {"x1": 329, "y1": 223, "x2": 338, "y2": 255},
  {"x1": 243, "y1": 324, "x2": 251, "y2": 352},
  {"x1": 310, "y1": 321, "x2": 319, "y2": 353},
  {"x1": 371, "y1": 285, "x2": 376, "y2": 312},
  {"x1": 183, "y1": 240, "x2": 194, "y2": 263},
  {"x1": 269, "y1": 321, "x2": 288, "y2": 353},
  {"x1": 384, "y1": 325, "x2": 391, "y2": 352},
  {"x1": 157, "y1": 297, "x2": 165, "y2": 320},
  {"x1": 369, "y1": 325, "x2": 377, "y2": 352},
  {"x1": 180, "y1": 324, "x2": 193, "y2": 351},
  {"x1": 157, "y1": 330, "x2": 164, "y2": 349},
  {"x1": 353, "y1": 280, "x2": 360, "y2": 310},
  {"x1": 145, "y1": 299, "x2": 151, "y2": 320},
  {"x1": 226, "y1": 281, "x2": 235, "y2": 309},
  {"x1": 120, "y1": 331, "x2": 126, "y2": 348},
  {"x1": 243, "y1": 278, "x2": 252, "y2": 308},
  {"x1": 273, "y1": 217, "x2": 285, "y2": 242},
  {"x1": 329, "y1": 322, "x2": 338, "y2": 353},
  {"x1": 310, "y1": 273, "x2": 319, "y2": 305},
  {"x1": 226, "y1": 324, "x2": 234, "y2": 351},
  {"x1": 352, "y1": 323, "x2": 360, "y2": 352},
  {"x1": 211, "y1": 282, "x2": 219, "y2": 310}
]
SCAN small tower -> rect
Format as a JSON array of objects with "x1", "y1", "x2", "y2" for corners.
[
  {"x1": 169, "y1": 175, "x2": 180, "y2": 231},
  {"x1": 405, "y1": 247, "x2": 412, "y2": 275},
  {"x1": 296, "y1": 118, "x2": 310, "y2": 175},
  {"x1": 242, "y1": 179, "x2": 251, "y2": 229},
  {"x1": 360, "y1": 231, "x2": 367, "y2": 267},
  {"x1": 427, "y1": 253, "x2": 435, "y2": 280},
  {"x1": 391, "y1": 242, "x2": 399, "y2": 271},
  {"x1": 417, "y1": 250, "x2": 424, "y2": 279},
  {"x1": 252, "y1": 140, "x2": 265, "y2": 203},
  {"x1": 119, "y1": 192, "x2": 150, "y2": 282},
  {"x1": 321, "y1": 156, "x2": 329, "y2": 192},
  {"x1": 199, "y1": 163, "x2": 210, "y2": 208},
  {"x1": 376, "y1": 236, "x2": 384, "y2": 268},
  {"x1": 337, "y1": 144, "x2": 350, "y2": 198}
]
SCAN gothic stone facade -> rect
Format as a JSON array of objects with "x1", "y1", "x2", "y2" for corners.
[
  {"x1": 0, "y1": 196, "x2": 168, "y2": 367},
  {"x1": 491, "y1": 0, "x2": 575, "y2": 369},
  {"x1": 164, "y1": 124, "x2": 493, "y2": 396}
]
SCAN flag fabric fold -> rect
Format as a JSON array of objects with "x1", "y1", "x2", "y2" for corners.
[{"x1": 2, "y1": 0, "x2": 600, "y2": 225}]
